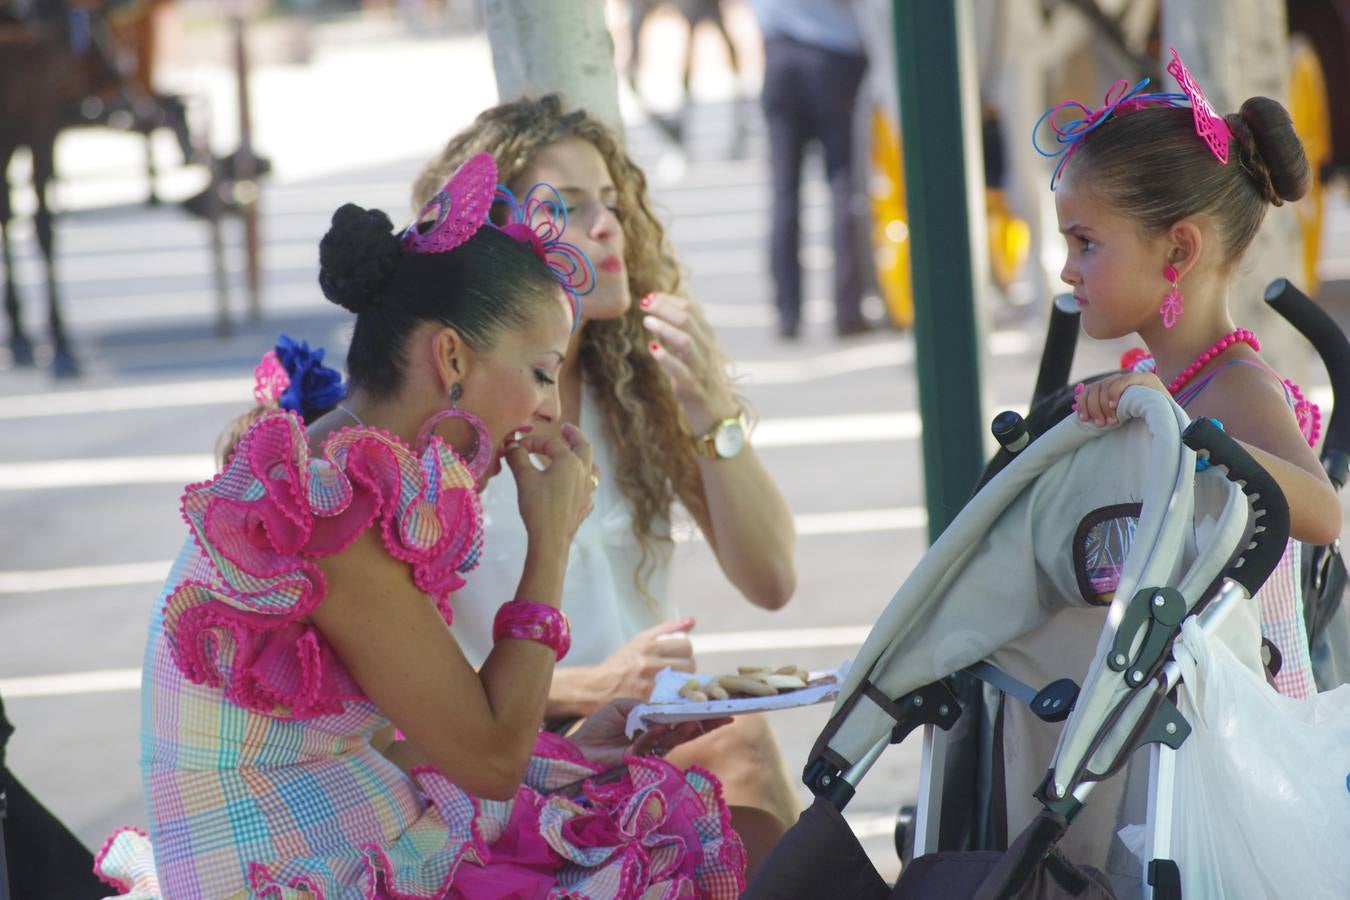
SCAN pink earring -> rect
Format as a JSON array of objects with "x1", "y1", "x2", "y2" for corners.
[
  {"x1": 1160, "y1": 264, "x2": 1183, "y2": 329},
  {"x1": 415, "y1": 382, "x2": 492, "y2": 478}
]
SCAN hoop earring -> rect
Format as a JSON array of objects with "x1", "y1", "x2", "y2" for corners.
[
  {"x1": 416, "y1": 383, "x2": 491, "y2": 478},
  {"x1": 1160, "y1": 264, "x2": 1183, "y2": 329}
]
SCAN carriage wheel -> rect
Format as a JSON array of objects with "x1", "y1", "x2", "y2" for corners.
[{"x1": 1288, "y1": 34, "x2": 1331, "y2": 296}]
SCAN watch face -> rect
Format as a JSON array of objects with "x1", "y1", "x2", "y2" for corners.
[{"x1": 714, "y1": 421, "x2": 746, "y2": 458}]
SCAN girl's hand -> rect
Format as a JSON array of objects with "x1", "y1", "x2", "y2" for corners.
[
  {"x1": 507, "y1": 422, "x2": 596, "y2": 552},
  {"x1": 568, "y1": 698, "x2": 731, "y2": 768},
  {"x1": 641, "y1": 293, "x2": 738, "y2": 436},
  {"x1": 1074, "y1": 372, "x2": 1168, "y2": 427}
]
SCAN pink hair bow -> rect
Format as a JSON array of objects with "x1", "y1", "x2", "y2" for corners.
[{"x1": 1032, "y1": 48, "x2": 1231, "y2": 189}]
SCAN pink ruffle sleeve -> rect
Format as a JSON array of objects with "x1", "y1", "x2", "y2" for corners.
[{"x1": 163, "y1": 411, "x2": 484, "y2": 719}]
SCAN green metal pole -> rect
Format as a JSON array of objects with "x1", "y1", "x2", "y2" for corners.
[{"x1": 892, "y1": 0, "x2": 986, "y2": 542}]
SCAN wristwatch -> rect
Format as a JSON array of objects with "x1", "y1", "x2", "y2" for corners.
[{"x1": 695, "y1": 411, "x2": 748, "y2": 460}]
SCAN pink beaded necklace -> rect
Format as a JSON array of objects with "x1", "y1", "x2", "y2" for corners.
[{"x1": 1163, "y1": 327, "x2": 1260, "y2": 395}]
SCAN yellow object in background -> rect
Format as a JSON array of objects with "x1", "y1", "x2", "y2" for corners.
[
  {"x1": 868, "y1": 107, "x2": 1032, "y2": 324},
  {"x1": 1289, "y1": 36, "x2": 1331, "y2": 296},
  {"x1": 986, "y1": 187, "x2": 1030, "y2": 293},
  {"x1": 869, "y1": 106, "x2": 914, "y2": 330}
]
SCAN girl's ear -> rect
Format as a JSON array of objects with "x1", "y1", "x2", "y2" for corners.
[
  {"x1": 1165, "y1": 218, "x2": 1204, "y2": 280},
  {"x1": 431, "y1": 327, "x2": 472, "y2": 393}
]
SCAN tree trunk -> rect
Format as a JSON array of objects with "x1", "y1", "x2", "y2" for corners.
[
  {"x1": 1163, "y1": 0, "x2": 1306, "y2": 378},
  {"x1": 482, "y1": 0, "x2": 622, "y2": 137}
]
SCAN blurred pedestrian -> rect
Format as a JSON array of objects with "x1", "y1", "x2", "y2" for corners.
[
  {"x1": 626, "y1": 0, "x2": 749, "y2": 156},
  {"x1": 750, "y1": 0, "x2": 869, "y2": 338}
]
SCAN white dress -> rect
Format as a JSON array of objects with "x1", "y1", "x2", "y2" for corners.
[{"x1": 451, "y1": 382, "x2": 679, "y2": 667}]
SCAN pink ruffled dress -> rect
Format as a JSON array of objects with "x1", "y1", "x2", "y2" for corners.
[{"x1": 95, "y1": 412, "x2": 746, "y2": 899}]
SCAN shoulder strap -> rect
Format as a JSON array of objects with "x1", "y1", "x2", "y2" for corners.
[{"x1": 1174, "y1": 358, "x2": 1292, "y2": 409}]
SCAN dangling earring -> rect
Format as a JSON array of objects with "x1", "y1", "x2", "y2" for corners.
[
  {"x1": 1160, "y1": 264, "x2": 1183, "y2": 329},
  {"x1": 415, "y1": 381, "x2": 492, "y2": 478}
]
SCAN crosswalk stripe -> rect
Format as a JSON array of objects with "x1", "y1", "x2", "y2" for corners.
[
  {"x1": 0, "y1": 413, "x2": 928, "y2": 490},
  {"x1": 0, "y1": 329, "x2": 1040, "y2": 421},
  {"x1": 0, "y1": 506, "x2": 924, "y2": 594}
]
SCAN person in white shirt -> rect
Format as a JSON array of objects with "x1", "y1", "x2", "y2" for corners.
[{"x1": 413, "y1": 95, "x2": 801, "y2": 860}]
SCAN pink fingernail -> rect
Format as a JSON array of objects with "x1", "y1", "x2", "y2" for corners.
[{"x1": 649, "y1": 342, "x2": 660, "y2": 352}]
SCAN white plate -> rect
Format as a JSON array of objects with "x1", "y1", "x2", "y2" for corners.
[{"x1": 624, "y1": 662, "x2": 851, "y2": 737}]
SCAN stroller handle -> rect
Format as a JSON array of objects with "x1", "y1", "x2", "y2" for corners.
[
  {"x1": 1030, "y1": 293, "x2": 1081, "y2": 409},
  {"x1": 1264, "y1": 277, "x2": 1350, "y2": 487},
  {"x1": 1182, "y1": 417, "x2": 1291, "y2": 596}
]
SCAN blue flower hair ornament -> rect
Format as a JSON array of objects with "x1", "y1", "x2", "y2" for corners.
[{"x1": 253, "y1": 334, "x2": 346, "y2": 423}]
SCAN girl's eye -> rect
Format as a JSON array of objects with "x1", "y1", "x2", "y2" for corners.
[
  {"x1": 534, "y1": 369, "x2": 556, "y2": 387},
  {"x1": 1078, "y1": 236, "x2": 1095, "y2": 252},
  {"x1": 606, "y1": 205, "x2": 621, "y2": 219}
]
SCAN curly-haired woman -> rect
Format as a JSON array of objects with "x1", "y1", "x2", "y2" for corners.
[{"x1": 414, "y1": 96, "x2": 800, "y2": 861}]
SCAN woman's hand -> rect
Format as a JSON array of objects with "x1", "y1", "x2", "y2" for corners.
[
  {"x1": 1074, "y1": 372, "x2": 1168, "y2": 427},
  {"x1": 509, "y1": 422, "x2": 597, "y2": 553},
  {"x1": 568, "y1": 698, "x2": 731, "y2": 768},
  {"x1": 589, "y1": 617, "x2": 697, "y2": 705},
  {"x1": 641, "y1": 293, "x2": 739, "y2": 436}
]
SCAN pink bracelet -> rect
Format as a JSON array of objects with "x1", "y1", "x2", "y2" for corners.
[{"x1": 492, "y1": 599, "x2": 571, "y2": 661}]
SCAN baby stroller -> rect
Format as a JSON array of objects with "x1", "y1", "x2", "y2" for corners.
[{"x1": 744, "y1": 279, "x2": 1350, "y2": 899}]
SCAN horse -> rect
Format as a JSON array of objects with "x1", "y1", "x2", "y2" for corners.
[{"x1": 0, "y1": 0, "x2": 192, "y2": 377}]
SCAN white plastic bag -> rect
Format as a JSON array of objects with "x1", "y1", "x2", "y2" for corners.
[{"x1": 1167, "y1": 616, "x2": 1350, "y2": 900}]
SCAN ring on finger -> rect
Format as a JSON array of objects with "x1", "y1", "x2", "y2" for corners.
[{"x1": 589, "y1": 472, "x2": 600, "y2": 489}]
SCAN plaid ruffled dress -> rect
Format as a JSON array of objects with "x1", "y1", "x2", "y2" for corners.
[{"x1": 94, "y1": 412, "x2": 746, "y2": 899}]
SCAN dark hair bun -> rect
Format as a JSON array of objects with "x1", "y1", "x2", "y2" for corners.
[
  {"x1": 1229, "y1": 97, "x2": 1311, "y2": 205},
  {"x1": 318, "y1": 204, "x2": 401, "y2": 313}
]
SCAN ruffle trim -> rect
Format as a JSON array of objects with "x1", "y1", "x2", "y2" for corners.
[
  {"x1": 94, "y1": 826, "x2": 160, "y2": 898},
  {"x1": 100, "y1": 740, "x2": 745, "y2": 899},
  {"x1": 245, "y1": 746, "x2": 746, "y2": 900},
  {"x1": 165, "y1": 411, "x2": 484, "y2": 719}
]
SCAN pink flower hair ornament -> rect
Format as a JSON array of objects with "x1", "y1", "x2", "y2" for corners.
[
  {"x1": 1033, "y1": 47, "x2": 1233, "y2": 189},
  {"x1": 399, "y1": 152, "x2": 595, "y2": 331}
]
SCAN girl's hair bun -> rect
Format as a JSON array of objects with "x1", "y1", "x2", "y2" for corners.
[
  {"x1": 1227, "y1": 97, "x2": 1311, "y2": 206},
  {"x1": 318, "y1": 204, "x2": 401, "y2": 313}
]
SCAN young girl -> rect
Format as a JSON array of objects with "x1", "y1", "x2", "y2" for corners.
[
  {"x1": 93, "y1": 155, "x2": 747, "y2": 898},
  {"x1": 1045, "y1": 50, "x2": 1341, "y2": 696},
  {"x1": 414, "y1": 96, "x2": 799, "y2": 862}
]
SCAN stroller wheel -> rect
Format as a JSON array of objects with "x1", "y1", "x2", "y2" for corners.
[{"x1": 894, "y1": 804, "x2": 916, "y2": 865}]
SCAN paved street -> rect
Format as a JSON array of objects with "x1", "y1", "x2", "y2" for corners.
[{"x1": 2, "y1": 16, "x2": 1348, "y2": 886}]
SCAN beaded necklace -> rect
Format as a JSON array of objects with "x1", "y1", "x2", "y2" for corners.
[
  {"x1": 1162, "y1": 328, "x2": 1260, "y2": 395},
  {"x1": 1125, "y1": 327, "x2": 1321, "y2": 447}
]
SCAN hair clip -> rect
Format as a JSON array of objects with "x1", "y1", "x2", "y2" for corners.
[
  {"x1": 493, "y1": 182, "x2": 597, "y2": 330},
  {"x1": 397, "y1": 152, "x2": 595, "y2": 329},
  {"x1": 400, "y1": 153, "x2": 498, "y2": 255},
  {"x1": 1165, "y1": 47, "x2": 1233, "y2": 164}
]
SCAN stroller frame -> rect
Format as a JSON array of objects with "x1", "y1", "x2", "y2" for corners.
[{"x1": 749, "y1": 277, "x2": 1349, "y2": 900}]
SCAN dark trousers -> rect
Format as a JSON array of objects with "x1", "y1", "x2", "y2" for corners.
[
  {"x1": 0, "y1": 694, "x2": 105, "y2": 899},
  {"x1": 761, "y1": 36, "x2": 868, "y2": 333}
]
